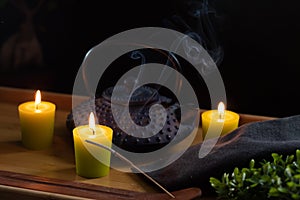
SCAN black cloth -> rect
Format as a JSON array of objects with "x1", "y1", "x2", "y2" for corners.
[{"x1": 147, "y1": 114, "x2": 300, "y2": 194}]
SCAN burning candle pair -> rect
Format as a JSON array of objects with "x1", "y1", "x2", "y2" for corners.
[
  {"x1": 201, "y1": 102, "x2": 240, "y2": 139},
  {"x1": 18, "y1": 90, "x2": 56, "y2": 150},
  {"x1": 73, "y1": 112, "x2": 113, "y2": 178}
]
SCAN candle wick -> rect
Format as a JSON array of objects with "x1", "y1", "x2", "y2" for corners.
[
  {"x1": 219, "y1": 112, "x2": 224, "y2": 120},
  {"x1": 35, "y1": 103, "x2": 39, "y2": 110},
  {"x1": 218, "y1": 111, "x2": 225, "y2": 122},
  {"x1": 90, "y1": 128, "x2": 95, "y2": 135}
]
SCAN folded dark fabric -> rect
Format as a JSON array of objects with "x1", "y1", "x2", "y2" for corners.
[{"x1": 147, "y1": 114, "x2": 300, "y2": 194}]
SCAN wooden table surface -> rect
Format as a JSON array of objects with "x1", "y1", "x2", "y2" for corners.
[{"x1": 0, "y1": 86, "x2": 275, "y2": 199}]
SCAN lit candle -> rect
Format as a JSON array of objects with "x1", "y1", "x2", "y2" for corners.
[
  {"x1": 73, "y1": 112, "x2": 113, "y2": 178},
  {"x1": 18, "y1": 90, "x2": 56, "y2": 150},
  {"x1": 201, "y1": 102, "x2": 240, "y2": 139}
]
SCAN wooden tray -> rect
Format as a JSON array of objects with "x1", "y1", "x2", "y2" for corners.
[{"x1": 0, "y1": 86, "x2": 275, "y2": 199}]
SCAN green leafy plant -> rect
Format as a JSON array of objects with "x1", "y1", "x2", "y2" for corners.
[{"x1": 210, "y1": 149, "x2": 300, "y2": 200}]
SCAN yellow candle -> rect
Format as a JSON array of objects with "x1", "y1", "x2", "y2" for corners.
[
  {"x1": 201, "y1": 102, "x2": 240, "y2": 139},
  {"x1": 18, "y1": 90, "x2": 56, "y2": 150},
  {"x1": 73, "y1": 112, "x2": 113, "y2": 178}
]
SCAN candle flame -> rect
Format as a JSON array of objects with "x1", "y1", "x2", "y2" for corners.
[
  {"x1": 217, "y1": 101, "x2": 225, "y2": 120},
  {"x1": 89, "y1": 112, "x2": 96, "y2": 135},
  {"x1": 35, "y1": 90, "x2": 41, "y2": 110}
]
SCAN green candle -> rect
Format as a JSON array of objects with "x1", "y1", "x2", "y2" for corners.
[{"x1": 73, "y1": 113, "x2": 113, "y2": 178}]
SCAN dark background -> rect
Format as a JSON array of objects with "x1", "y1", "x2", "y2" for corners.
[{"x1": 1, "y1": 0, "x2": 300, "y2": 118}]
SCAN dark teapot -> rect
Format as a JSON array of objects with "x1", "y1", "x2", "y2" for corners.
[
  {"x1": 66, "y1": 83, "x2": 186, "y2": 152},
  {"x1": 66, "y1": 84, "x2": 190, "y2": 153}
]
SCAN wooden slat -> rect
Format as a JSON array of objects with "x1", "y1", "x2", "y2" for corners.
[
  {"x1": 0, "y1": 170, "x2": 142, "y2": 200},
  {"x1": 0, "y1": 170, "x2": 202, "y2": 200},
  {"x1": 238, "y1": 113, "x2": 276, "y2": 125}
]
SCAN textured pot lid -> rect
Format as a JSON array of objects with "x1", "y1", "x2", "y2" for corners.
[{"x1": 102, "y1": 85, "x2": 160, "y2": 106}]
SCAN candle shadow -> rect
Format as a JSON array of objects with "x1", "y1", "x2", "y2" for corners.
[
  {"x1": 0, "y1": 141, "x2": 27, "y2": 153},
  {"x1": 37, "y1": 168, "x2": 79, "y2": 181},
  {"x1": 51, "y1": 133, "x2": 75, "y2": 164}
]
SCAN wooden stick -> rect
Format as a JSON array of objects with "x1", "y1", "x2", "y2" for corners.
[{"x1": 85, "y1": 140, "x2": 175, "y2": 199}]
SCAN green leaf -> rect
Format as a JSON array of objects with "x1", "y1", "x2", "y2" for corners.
[
  {"x1": 292, "y1": 193, "x2": 300, "y2": 199},
  {"x1": 296, "y1": 150, "x2": 300, "y2": 163},
  {"x1": 269, "y1": 187, "x2": 279, "y2": 196},
  {"x1": 249, "y1": 159, "x2": 255, "y2": 169},
  {"x1": 293, "y1": 174, "x2": 300, "y2": 179},
  {"x1": 209, "y1": 177, "x2": 221, "y2": 187},
  {"x1": 277, "y1": 186, "x2": 288, "y2": 193},
  {"x1": 286, "y1": 155, "x2": 295, "y2": 164}
]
